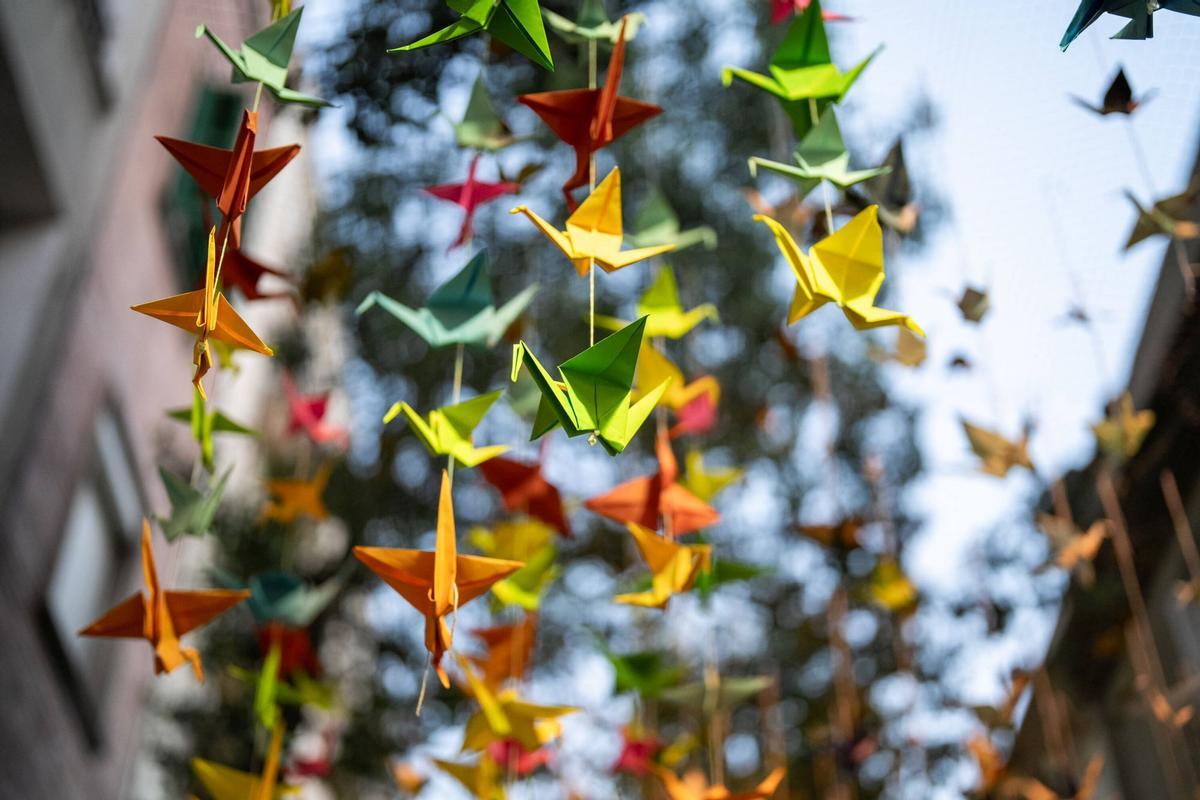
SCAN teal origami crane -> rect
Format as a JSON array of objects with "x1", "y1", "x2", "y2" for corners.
[
  {"x1": 749, "y1": 108, "x2": 890, "y2": 198},
  {"x1": 167, "y1": 389, "x2": 257, "y2": 473},
  {"x1": 544, "y1": 0, "x2": 645, "y2": 45},
  {"x1": 244, "y1": 570, "x2": 347, "y2": 627},
  {"x1": 722, "y1": 0, "x2": 879, "y2": 136},
  {"x1": 625, "y1": 188, "x2": 718, "y2": 252},
  {"x1": 157, "y1": 466, "x2": 230, "y2": 541},
  {"x1": 391, "y1": 0, "x2": 554, "y2": 71},
  {"x1": 197, "y1": 8, "x2": 330, "y2": 107},
  {"x1": 456, "y1": 74, "x2": 522, "y2": 151},
  {"x1": 510, "y1": 317, "x2": 670, "y2": 455},
  {"x1": 1060, "y1": 0, "x2": 1200, "y2": 50},
  {"x1": 357, "y1": 251, "x2": 538, "y2": 349},
  {"x1": 385, "y1": 391, "x2": 509, "y2": 468}
]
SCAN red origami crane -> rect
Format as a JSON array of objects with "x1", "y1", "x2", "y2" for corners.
[
  {"x1": 611, "y1": 727, "x2": 662, "y2": 777},
  {"x1": 771, "y1": 0, "x2": 853, "y2": 25},
  {"x1": 478, "y1": 446, "x2": 571, "y2": 537},
  {"x1": 669, "y1": 392, "x2": 719, "y2": 439},
  {"x1": 257, "y1": 622, "x2": 321, "y2": 678},
  {"x1": 222, "y1": 219, "x2": 298, "y2": 302},
  {"x1": 585, "y1": 430, "x2": 719, "y2": 537},
  {"x1": 425, "y1": 154, "x2": 520, "y2": 249},
  {"x1": 518, "y1": 17, "x2": 661, "y2": 210},
  {"x1": 487, "y1": 740, "x2": 554, "y2": 776},
  {"x1": 283, "y1": 372, "x2": 350, "y2": 449}
]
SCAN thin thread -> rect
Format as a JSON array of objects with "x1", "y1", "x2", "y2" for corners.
[
  {"x1": 448, "y1": 343, "x2": 464, "y2": 484},
  {"x1": 588, "y1": 39, "x2": 598, "y2": 347},
  {"x1": 808, "y1": 98, "x2": 834, "y2": 233}
]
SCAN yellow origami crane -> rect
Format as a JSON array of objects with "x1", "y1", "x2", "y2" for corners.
[
  {"x1": 260, "y1": 461, "x2": 333, "y2": 524},
  {"x1": 191, "y1": 720, "x2": 298, "y2": 800},
  {"x1": 756, "y1": 206, "x2": 924, "y2": 335},
  {"x1": 596, "y1": 265, "x2": 719, "y2": 338},
  {"x1": 681, "y1": 450, "x2": 743, "y2": 503},
  {"x1": 633, "y1": 344, "x2": 720, "y2": 412},
  {"x1": 385, "y1": 391, "x2": 508, "y2": 468},
  {"x1": 434, "y1": 755, "x2": 506, "y2": 800},
  {"x1": 961, "y1": 419, "x2": 1034, "y2": 477},
  {"x1": 460, "y1": 656, "x2": 578, "y2": 752},
  {"x1": 615, "y1": 523, "x2": 711, "y2": 609},
  {"x1": 1092, "y1": 392, "x2": 1155, "y2": 461},
  {"x1": 132, "y1": 227, "x2": 273, "y2": 398},
  {"x1": 511, "y1": 167, "x2": 675, "y2": 276}
]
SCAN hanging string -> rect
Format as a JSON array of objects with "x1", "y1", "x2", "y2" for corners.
[
  {"x1": 588, "y1": 39, "x2": 599, "y2": 347},
  {"x1": 1159, "y1": 469, "x2": 1200, "y2": 600},
  {"x1": 447, "y1": 342, "x2": 465, "y2": 484}
]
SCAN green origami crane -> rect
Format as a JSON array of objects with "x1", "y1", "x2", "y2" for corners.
[
  {"x1": 722, "y1": 0, "x2": 879, "y2": 136},
  {"x1": 625, "y1": 188, "x2": 718, "y2": 253},
  {"x1": 693, "y1": 557, "x2": 769, "y2": 599},
  {"x1": 391, "y1": 0, "x2": 554, "y2": 71},
  {"x1": 157, "y1": 466, "x2": 230, "y2": 541},
  {"x1": 243, "y1": 570, "x2": 347, "y2": 627},
  {"x1": 601, "y1": 643, "x2": 685, "y2": 698},
  {"x1": 660, "y1": 675, "x2": 774, "y2": 714},
  {"x1": 197, "y1": 8, "x2": 330, "y2": 107},
  {"x1": 510, "y1": 317, "x2": 670, "y2": 455},
  {"x1": 595, "y1": 265, "x2": 718, "y2": 339},
  {"x1": 1060, "y1": 0, "x2": 1200, "y2": 50},
  {"x1": 167, "y1": 389, "x2": 257, "y2": 473},
  {"x1": 385, "y1": 391, "x2": 509, "y2": 468},
  {"x1": 749, "y1": 108, "x2": 890, "y2": 198},
  {"x1": 491, "y1": 545, "x2": 559, "y2": 610},
  {"x1": 357, "y1": 251, "x2": 538, "y2": 349},
  {"x1": 1124, "y1": 187, "x2": 1200, "y2": 249},
  {"x1": 229, "y1": 642, "x2": 333, "y2": 730},
  {"x1": 543, "y1": 0, "x2": 645, "y2": 45},
  {"x1": 456, "y1": 74, "x2": 522, "y2": 151}
]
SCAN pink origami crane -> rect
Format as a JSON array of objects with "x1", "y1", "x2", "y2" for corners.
[
  {"x1": 283, "y1": 372, "x2": 349, "y2": 449},
  {"x1": 670, "y1": 393, "x2": 719, "y2": 439},
  {"x1": 771, "y1": 0, "x2": 853, "y2": 24},
  {"x1": 611, "y1": 728, "x2": 662, "y2": 777},
  {"x1": 425, "y1": 154, "x2": 519, "y2": 249}
]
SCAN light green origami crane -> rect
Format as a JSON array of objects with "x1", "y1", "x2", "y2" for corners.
[
  {"x1": 391, "y1": 0, "x2": 554, "y2": 72},
  {"x1": 749, "y1": 108, "x2": 890, "y2": 199},
  {"x1": 196, "y1": 8, "x2": 330, "y2": 107},
  {"x1": 167, "y1": 389, "x2": 257, "y2": 473},
  {"x1": 385, "y1": 391, "x2": 509, "y2": 468},
  {"x1": 1124, "y1": 186, "x2": 1200, "y2": 249},
  {"x1": 722, "y1": 0, "x2": 879, "y2": 136},
  {"x1": 356, "y1": 251, "x2": 538, "y2": 349},
  {"x1": 544, "y1": 0, "x2": 645, "y2": 45},
  {"x1": 660, "y1": 675, "x2": 774, "y2": 715},
  {"x1": 456, "y1": 74, "x2": 522, "y2": 151},
  {"x1": 625, "y1": 188, "x2": 718, "y2": 252},
  {"x1": 228, "y1": 641, "x2": 334, "y2": 730},
  {"x1": 157, "y1": 466, "x2": 230, "y2": 541},
  {"x1": 595, "y1": 265, "x2": 718, "y2": 339},
  {"x1": 510, "y1": 317, "x2": 670, "y2": 455},
  {"x1": 492, "y1": 545, "x2": 559, "y2": 610}
]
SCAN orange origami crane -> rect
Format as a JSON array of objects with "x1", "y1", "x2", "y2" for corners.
[
  {"x1": 477, "y1": 448, "x2": 571, "y2": 537},
  {"x1": 585, "y1": 430, "x2": 719, "y2": 536},
  {"x1": 615, "y1": 523, "x2": 711, "y2": 609},
  {"x1": 655, "y1": 765, "x2": 786, "y2": 800},
  {"x1": 157, "y1": 110, "x2": 299, "y2": 231},
  {"x1": 132, "y1": 227, "x2": 273, "y2": 397},
  {"x1": 353, "y1": 470, "x2": 522, "y2": 686},
  {"x1": 518, "y1": 17, "x2": 661, "y2": 209},
  {"x1": 78, "y1": 520, "x2": 250, "y2": 681},
  {"x1": 260, "y1": 461, "x2": 333, "y2": 524},
  {"x1": 469, "y1": 614, "x2": 537, "y2": 691}
]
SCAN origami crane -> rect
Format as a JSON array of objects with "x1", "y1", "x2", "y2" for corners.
[
  {"x1": 260, "y1": 462, "x2": 333, "y2": 524},
  {"x1": 390, "y1": 0, "x2": 554, "y2": 72},
  {"x1": 670, "y1": 393, "x2": 719, "y2": 439},
  {"x1": 597, "y1": 265, "x2": 718, "y2": 339},
  {"x1": 961, "y1": 420, "x2": 1034, "y2": 477},
  {"x1": 1092, "y1": 391, "x2": 1155, "y2": 460},
  {"x1": 220, "y1": 219, "x2": 297, "y2": 302},
  {"x1": 197, "y1": 7, "x2": 331, "y2": 107},
  {"x1": 756, "y1": 206, "x2": 925, "y2": 335},
  {"x1": 426, "y1": 155, "x2": 520, "y2": 249},
  {"x1": 1124, "y1": 186, "x2": 1200, "y2": 249},
  {"x1": 682, "y1": 450, "x2": 743, "y2": 502},
  {"x1": 749, "y1": 108, "x2": 889, "y2": 198},
  {"x1": 633, "y1": 345, "x2": 721, "y2": 424},
  {"x1": 157, "y1": 466, "x2": 230, "y2": 541},
  {"x1": 242, "y1": 570, "x2": 346, "y2": 628},
  {"x1": 460, "y1": 666, "x2": 578, "y2": 752},
  {"x1": 586, "y1": 430, "x2": 720, "y2": 536},
  {"x1": 357, "y1": 250, "x2": 538, "y2": 348},
  {"x1": 655, "y1": 765, "x2": 786, "y2": 800},
  {"x1": 602, "y1": 644, "x2": 685, "y2": 698},
  {"x1": 845, "y1": 138, "x2": 920, "y2": 235},
  {"x1": 867, "y1": 327, "x2": 927, "y2": 368},
  {"x1": 510, "y1": 316, "x2": 671, "y2": 455},
  {"x1": 772, "y1": 0, "x2": 853, "y2": 25},
  {"x1": 78, "y1": 520, "x2": 250, "y2": 680},
  {"x1": 392, "y1": 761, "x2": 428, "y2": 795},
  {"x1": 477, "y1": 450, "x2": 571, "y2": 536},
  {"x1": 1037, "y1": 514, "x2": 1111, "y2": 587},
  {"x1": 228, "y1": 636, "x2": 333, "y2": 730},
  {"x1": 434, "y1": 755, "x2": 506, "y2": 800},
  {"x1": 167, "y1": 389, "x2": 257, "y2": 473},
  {"x1": 485, "y1": 740, "x2": 554, "y2": 777},
  {"x1": 192, "y1": 720, "x2": 297, "y2": 800},
  {"x1": 512, "y1": 168, "x2": 675, "y2": 275},
  {"x1": 158, "y1": 110, "x2": 300, "y2": 229},
  {"x1": 865, "y1": 557, "x2": 918, "y2": 614},
  {"x1": 469, "y1": 614, "x2": 537, "y2": 691},
  {"x1": 1072, "y1": 67, "x2": 1154, "y2": 116},
  {"x1": 544, "y1": 0, "x2": 645, "y2": 44},
  {"x1": 283, "y1": 372, "x2": 349, "y2": 449},
  {"x1": 614, "y1": 523, "x2": 712, "y2": 609},
  {"x1": 470, "y1": 519, "x2": 559, "y2": 610},
  {"x1": 385, "y1": 391, "x2": 508, "y2": 468},
  {"x1": 133, "y1": 228, "x2": 274, "y2": 397},
  {"x1": 1059, "y1": 0, "x2": 1200, "y2": 49},
  {"x1": 626, "y1": 189, "x2": 718, "y2": 252},
  {"x1": 660, "y1": 675, "x2": 774, "y2": 714},
  {"x1": 723, "y1": 0, "x2": 878, "y2": 135},
  {"x1": 518, "y1": 19, "x2": 662, "y2": 208},
  {"x1": 456, "y1": 73, "x2": 522, "y2": 151},
  {"x1": 611, "y1": 725, "x2": 663, "y2": 777},
  {"x1": 256, "y1": 623, "x2": 321, "y2": 677},
  {"x1": 354, "y1": 471, "x2": 522, "y2": 686},
  {"x1": 795, "y1": 516, "x2": 863, "y2": 552},
  {"x1": 956, "y1": 286, "x2": 990, "y2": 323}
]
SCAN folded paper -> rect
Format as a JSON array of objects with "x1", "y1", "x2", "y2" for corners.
[
  {"x1": 385, "y1": 390, "x2": 508, "y2": 468},
  {"x1": 391, "y1": 0, "x2": 554, "y2": 71},
  {"x1": 597, "y1": 265, "x2": 718, "y2": 339},
  {"x1": 426, "y1": 155, "x2": 520, "y2": 249},
  {"x1": 261, "y1": 461, "x2": 333, "y2": 524},
  {"x1": 613, "y1": 523, "x2": 712, "y2": 609}
]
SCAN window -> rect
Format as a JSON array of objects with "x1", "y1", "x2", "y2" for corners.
[{"x1": 40, "y1": 408, "x2": 142, "y2": 747}]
